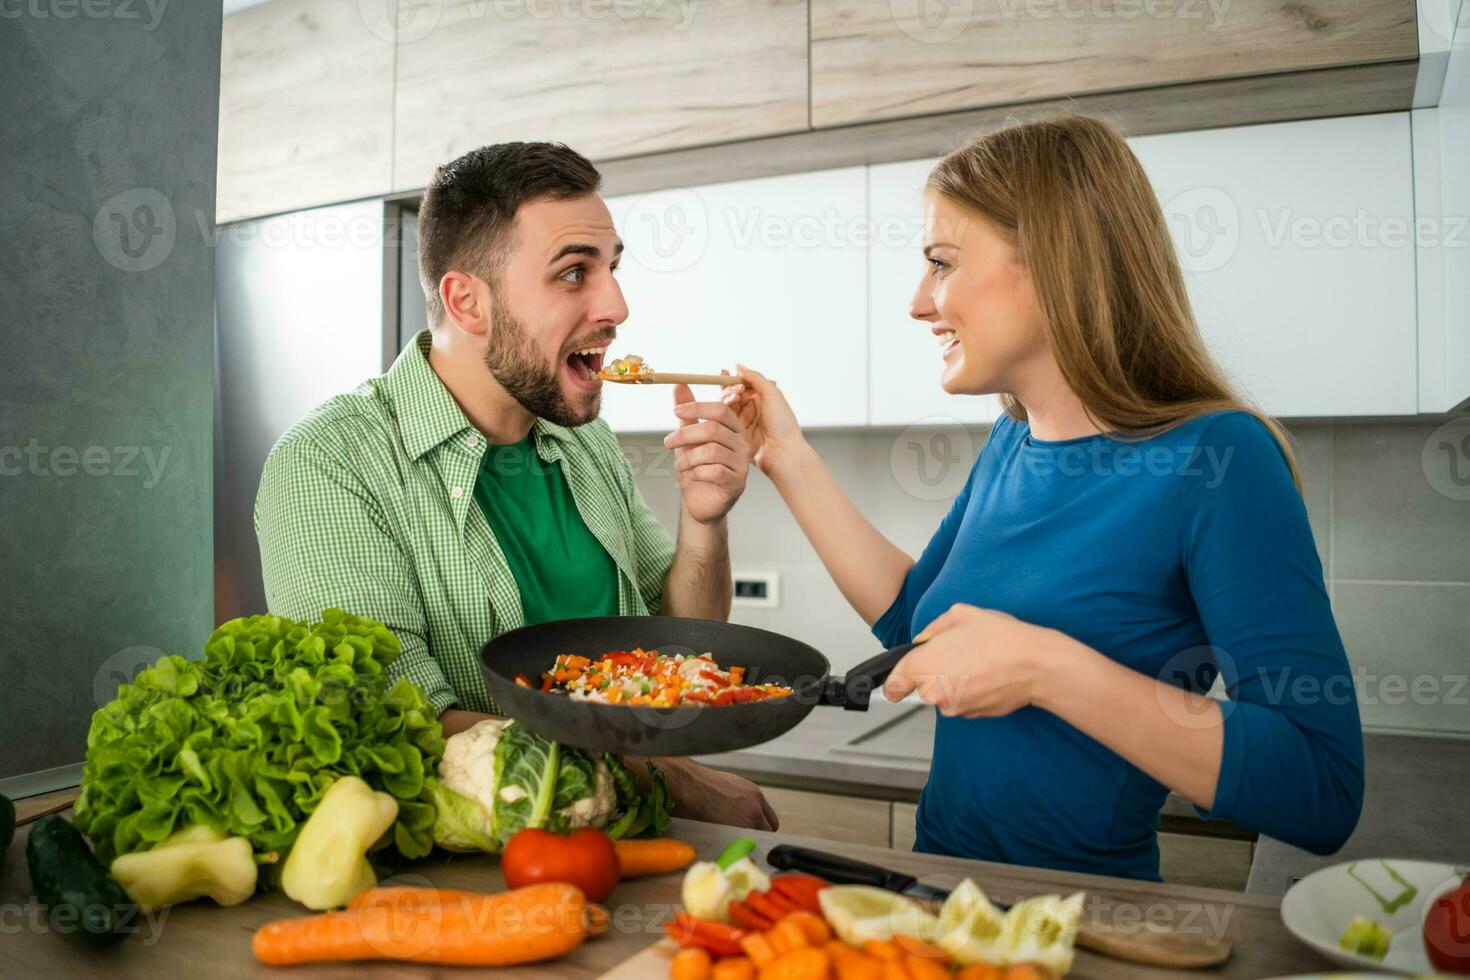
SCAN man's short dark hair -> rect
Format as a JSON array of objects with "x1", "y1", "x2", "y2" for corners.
[{"x1": 417, "y1": 142, "x2": 602, "y2": 324}]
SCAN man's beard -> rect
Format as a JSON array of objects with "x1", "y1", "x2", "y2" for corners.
[{"x1": 482, "y1": 304, "x2": 599, "y2": 428}]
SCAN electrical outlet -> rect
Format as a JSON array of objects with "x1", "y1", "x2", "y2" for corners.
[{"x1": 732, "y1": 570, "x2": 780, "y2": 608}]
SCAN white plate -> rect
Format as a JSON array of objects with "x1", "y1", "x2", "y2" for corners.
[{"x1": 1280, "y1": 858, "x2": 1467, "y2": 975}]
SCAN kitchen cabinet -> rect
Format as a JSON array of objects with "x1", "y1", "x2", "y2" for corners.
[
  {"x1": 761, "y1": 786, "x2": 892, "y2": 848},
  {"x1": 1157, "y1": 832, "x2": 1253, "y2": 892},
  {"x1": 602, "y1": 167, "x2": 869, "y2": 433},
  {"x1": 217, "y1": 0, "x2": 395, "y2": 223},
  {"x1": 1132, "y1": 113, "x2": 1418, "y2": 417},
  {"x1": 1413, "y1": 11, "x2": 1470, "y2": 414},
  {"x1": 392, "y1": 0, "x2": 808, "y2": 193},
  {"x1": 892, "y1": 801, "x2": 918, "y2": 852},
  {"x1": 810, "y1": 0, "x2": 1417, "y2": 129},
  {"x1": 867, "y1": 158, "x2": 1002, "y2": 428},
  {"x1": 867, "y1": 115, "x2": 1418, "y2": 423}
]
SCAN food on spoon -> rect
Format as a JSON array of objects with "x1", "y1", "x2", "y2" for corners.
[
  {"x1": 600, "y1": 353, "x2": 652, "y2": 381},
  {"x1": 526, "y1": 649, "x2": 793, "y2": 706}
]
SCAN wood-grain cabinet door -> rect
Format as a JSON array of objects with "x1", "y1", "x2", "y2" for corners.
[
  {"x1": 601, "y1": 167, "x2": 869, "y2": 433},
  {"x1": 1133, "y1": 112, "x2": 1418, "y2": 417},
  {"x1": 218, "y1": 0, "x2": 396, "y2": 223},
  {"x1": 810, "y1": 0, "x2": 1417, "y2": 129},
  {"x1": 393, "y1": 0, "x2": 809, "y2": 193}
]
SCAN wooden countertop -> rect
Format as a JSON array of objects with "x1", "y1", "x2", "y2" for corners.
[{"x1": 2, "y1": 810, "x2": 1338, "y2": 979}]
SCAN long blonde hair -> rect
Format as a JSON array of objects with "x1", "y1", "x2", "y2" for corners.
[{"x1": 927, "y1": 113, "x2": 1299, "y2": 487}]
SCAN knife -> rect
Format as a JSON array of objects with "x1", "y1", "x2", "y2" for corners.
[
  {"x1": 767, "y1": 844, "x2": 960, "y2": 906},
  {"x1": 765, "y1": 844, "x2": 1233, "y2": 970}
]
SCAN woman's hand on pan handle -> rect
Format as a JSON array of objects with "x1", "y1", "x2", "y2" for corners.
[
  {"x1": 729, "y1": 364, "x2": 915, "y2": 626},
  {"x1": 884, "y1": 603, "x2": 1225, "y2": 809},
  {"x1": 882, "y1": 605, "x2": 1061, "y2": 716}
]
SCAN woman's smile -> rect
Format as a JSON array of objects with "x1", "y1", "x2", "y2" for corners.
[{"x1": 935, "y1": 328, "x2": 960, "y2": 358}]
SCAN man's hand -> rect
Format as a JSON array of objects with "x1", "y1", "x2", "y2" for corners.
[
  {"x1": 656, "y1": 757, "x2": 778, "y2": 831},
  {"x1": 664, "y1": 383, "x2": 750, "y2": 525}
]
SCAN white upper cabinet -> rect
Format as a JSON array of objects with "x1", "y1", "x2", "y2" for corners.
[
  {"x1": 1132, "y1": 113, "x2": 1418, "y2": 417},
  {"x1": 866, "y1": 114, "x2": 1419, "y2": 422},
  {"x1": 867, "y1": 158, "x2": 1002, "y2": 428},
  {"x1": 602, "y1": 168, "x2": 869, "y2": 433}
]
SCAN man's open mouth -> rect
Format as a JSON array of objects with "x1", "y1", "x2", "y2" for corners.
[{"x1": 564, "y1": 343, "x2": 609, "y2": 388}]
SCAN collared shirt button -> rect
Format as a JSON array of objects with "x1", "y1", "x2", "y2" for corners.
[
  {"x1": 451, "y1": 485, "x2": 464, "y2": 499},
  {"x1": 467, "y1": 434, "x2": 479, "y2": 449}
]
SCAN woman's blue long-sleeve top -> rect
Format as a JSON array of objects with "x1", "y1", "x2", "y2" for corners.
[{"x1": 874, "y1": 411, "x2": 1364, "y2": 880}]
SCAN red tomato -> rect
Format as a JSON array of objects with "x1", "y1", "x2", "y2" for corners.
[
  {"x1": 1424, "y1": 877, "x2": 1470, "y2": 975},
  {"x1": 501, "y1": 827, "x2": 620, "y2": 903}
]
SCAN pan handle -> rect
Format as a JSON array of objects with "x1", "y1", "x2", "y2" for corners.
[{"x1": 822, "y1": 641, "x2": 923, "y2": 711}]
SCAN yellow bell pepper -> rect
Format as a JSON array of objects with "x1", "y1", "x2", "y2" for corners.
[
  {"x1": 280, "y1": 776, "x2": 398, "y2": 910},
  {"x1": 110, "y1": 825, "x2": 257, "y2": 911}
]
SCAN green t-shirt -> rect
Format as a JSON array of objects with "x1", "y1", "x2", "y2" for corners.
[{"x1": 472, "y1": 433, "x2": 620, "y2": 626}]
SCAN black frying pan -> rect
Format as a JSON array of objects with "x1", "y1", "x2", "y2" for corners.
[{"x1": 478, "y1": 616, "x2": 919, "y2": 756}]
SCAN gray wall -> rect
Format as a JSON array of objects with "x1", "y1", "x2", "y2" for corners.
[
  {"x1": 623, "y1": 421, "x2": 1470, "y2": 736},
  {"x1": 0, "y1": 5, "x2": 221, "y2": 784}
]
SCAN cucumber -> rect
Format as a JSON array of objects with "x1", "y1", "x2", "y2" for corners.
[
  {"x1": 1, "y1": 792, "x2": 13, "y2": 860},
  {"x1": 26, "y1": 814, "x2": 135, "y2": 947}
]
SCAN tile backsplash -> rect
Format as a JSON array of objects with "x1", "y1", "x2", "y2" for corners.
[{"x1": 620, "y1": 421, "x2": 1470, "y2": 736}]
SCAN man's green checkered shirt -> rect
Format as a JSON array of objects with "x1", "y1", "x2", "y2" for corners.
[{"x1": 254, "y1": 331, "x2": 677, "y2": 716}]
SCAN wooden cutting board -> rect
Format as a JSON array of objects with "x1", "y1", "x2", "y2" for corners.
[{"x1": 597, "y1": 938, "x2": 680, "y2": 979}]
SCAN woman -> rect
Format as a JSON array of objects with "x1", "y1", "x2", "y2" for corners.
[{"x1": 712, "y1": 115, "x2": 1364, "y2": 880}]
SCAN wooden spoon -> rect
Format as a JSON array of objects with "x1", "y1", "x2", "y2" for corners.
[{"x1": 599, "y1": 371, "x2": 744, "y2": 387}]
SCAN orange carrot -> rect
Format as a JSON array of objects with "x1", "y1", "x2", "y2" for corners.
[
  {"x1": 711, "y1": 955, "x2": 757, "y2": 980},
  {"x1": 1002, "y1": 965, "x2": 1059, "y2": 980},
  {"x1": 351, "y1": 885, "x2": 608, "y2": 938},
  {"x1": 779, "y1": 911, "x2": 831, "y2": 946},
  {"x1": 252, "y1": 881, "x2": 586, "y2": 966},
  {"x1": 614, "y1": 838, "x2": 698, "y2": 878},
  {"x1": 740, "y1": 932, "x2": 777, "y2": 967},
  {"x1": 955, "y1": 966, "x2": 1004, "y2": 980},
  {"x1": 671, "y1": 946, "x2": 713, "y2": 980},
  {"x1": 894, "y1": 935, "x2": 948, "y2": 962},
  {"x1": 347, "y1": 885, "x2": 487, "y2": 910},
  {"x1": 862, "y1": 939, "x2": 903, "y2": 962},
  {"x1": 903, "y1": 952, "x2": 952, "y2": 980},
  {"x1": 757, "y1": 946, "x2": 829, "y2": 980},
  {"x1": 832, "y1": 948, "x2": 884, "y2": 980},
  {"x1": 768, "y1": 918, "x2": 810, "y2": 955}
]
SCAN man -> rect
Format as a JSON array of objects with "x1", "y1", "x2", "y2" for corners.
[{"x1": 255, "y1": 142, "x2": 776, "y2": 830}]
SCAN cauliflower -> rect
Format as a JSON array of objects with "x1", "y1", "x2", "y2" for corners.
[
  {"x1": 438, "y1": 717, "x2": 510, "y2": 815},
  {"x1": 426, "y1": 718, "x2": 673, "y2": 853},
  {"x1": 562, "y1": 759, "x2": 617, "y2": 828}
]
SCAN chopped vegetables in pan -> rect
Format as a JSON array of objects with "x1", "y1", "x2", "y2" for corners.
[{"x1": 514, "y1": 649, "x2": 792, "y2": 707}]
